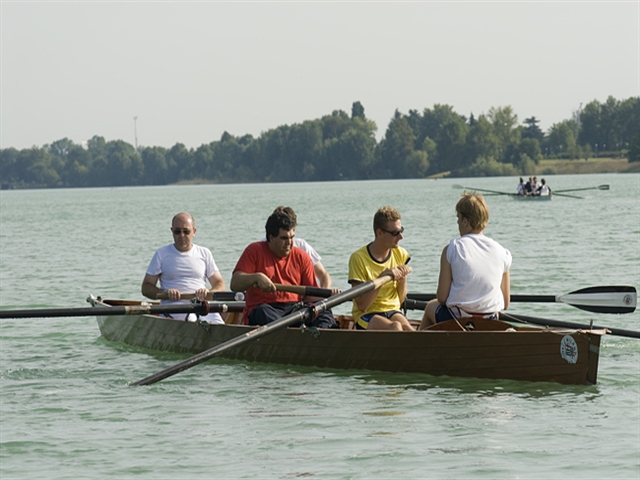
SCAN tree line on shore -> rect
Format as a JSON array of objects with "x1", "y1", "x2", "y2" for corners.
[{"x1": 1, "y1": 95, "x2": 638, "y2": 189}]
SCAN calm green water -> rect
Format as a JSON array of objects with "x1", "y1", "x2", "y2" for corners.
[{"x1": 1, "y1": 174, "x2": 639, "y2": 479}]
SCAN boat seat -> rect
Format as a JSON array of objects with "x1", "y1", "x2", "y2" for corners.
[
  {"x1": 225, "y1": 311, "x2": 246, "y2": 325},
  {"x1": 336, "y1": 315, "x2": 355, "y2": 330}
]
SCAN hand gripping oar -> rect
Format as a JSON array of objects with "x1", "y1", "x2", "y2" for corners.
[
  {"x1": 404, "y1": 285, "x2": 637, "y2": 314},
  {"x1": 0, "y1": 300, "x2": 246, "y2": 319},
  {"x1": 499, "y1": 312, "x2": 640, "y2": 339},
  {"x1": 273, "y1": 283, "x2": 333, "y2": 297},
  {"x1": 131, "y1": 275, "x2": 395, "y2": 386},
  {"x1": 156, "y1": 291, "x2": 240, "y2": 301}
]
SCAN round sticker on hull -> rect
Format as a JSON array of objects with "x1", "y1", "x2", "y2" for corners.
[{"x1": 561, "y1": 335, "x2": 578, "y2": 364}]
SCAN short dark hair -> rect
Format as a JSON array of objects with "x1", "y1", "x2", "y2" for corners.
[
  {"x1": 265, "y1": 209, "x2": 296, "y2": 241},
  {"x1": 272, "y1": 206, "x2": 297, "y2": 224}
]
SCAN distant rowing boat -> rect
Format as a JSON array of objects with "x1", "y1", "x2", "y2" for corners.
[{"x1": 455, "y1": 184, "x2": 609, "y2": 200}]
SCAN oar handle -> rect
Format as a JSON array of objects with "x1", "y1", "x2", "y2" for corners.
[
  {"x1": 156, "y1": 291, "x2": 239, "y2": 301},
  {"x1": 274, "y1": 284, "x2": 333, "y2": 298}
]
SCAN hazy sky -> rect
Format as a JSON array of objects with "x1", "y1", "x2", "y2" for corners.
[{"x1": 2, "y1": 1, "x2": 638, "y2": 150}]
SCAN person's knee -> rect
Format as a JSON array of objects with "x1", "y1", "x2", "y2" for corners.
[
  {"x1": 309, "y1": 310, "x2": 337, "y2": 329},
  {"x1": 248, "y1": 305, "x2": 277, "y2": 326},
  {"x1": 391, "y1": 321, "x2": 403, "y2": 331}
]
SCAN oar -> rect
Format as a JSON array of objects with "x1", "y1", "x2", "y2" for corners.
[
  {"x1": 554, "y1": 184, "x2": 610, "y2": 194},
  {"x1": 156, "y1": 291, "x2": 240, "y2": 301},
  {"x1": 0, "y1": 301, "x2": 245, "y2": 319},
  {"x1": 405, "y1": 286, "x2": 637, "y2": 314},
  {"x1": 131, "y1": 275, "x2": 396, "y2": 386},
  {"x1": 452, "y1": 184, "x2": 515, "y2": 196},
  {"x1": 499, "y1": 312, "x2": 640, "y2": 339},
  {"x1": 550, "y1": 192, "x2": 583, "y2": 199},
  {"x1": 274, "y1": 283, "x2": 333, "y2": 297}
]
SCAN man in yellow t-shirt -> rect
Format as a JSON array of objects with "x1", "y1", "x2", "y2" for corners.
[{"x1": 348, "y1": 206, "x2": 414, "y2": 331}]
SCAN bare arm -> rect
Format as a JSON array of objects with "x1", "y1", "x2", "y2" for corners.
[
  {"x1": 230, "y1": 271, "x2": 276, "y2": 293},
  {"x1": 352, "y1": 265, "x2": 411, "y2": 312},
  {"x1": 141, "y1": 273, "x2": 163, "y2": 300},
  {"x1": 313, "y1": 261, "x2": 332, "y2": 289},
  {"x1": 436, "y1": 246, "x2": 452, "y2": 305},
  {"x1": 501, "y1": 270, "x2": 510, "y2": 310},
  {"x1": 207, "y1": 271, "x2": 226, "y2": 292}
]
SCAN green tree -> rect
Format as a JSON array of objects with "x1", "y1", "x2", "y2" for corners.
[
  {"x1": 465, "y1": 115, "x2": 500, "y2": 164},
  {"x1": 63, "y1": 144, "x2": 92, "y2": 187},
  {"x1": 546, "y1": 120, "x2": 578, "y2": 158},
  {"x1": 167, "y1": 143, "x2": 192, "y2": 182},
  {"x1": 0, "y1": 148, "x2": 20, "y2": 187},
  {"x1": 140, "y1": 146, "x2": 169, "y2": 185},
  {"x1": 434, "y1": 116, "x2": 469, "y2": 174},
  {"x1": 488, "y1": 106, "x2": 520, "y2": 162},
  {"x1": 105, "y1": 140, "x2": 143, "y2": 186},
  {"x1": 351, "y1": 101, "x2": 365, "y2": 120},
  {"x1": 377, "y1": 111, "x2": 416, "y2": 178},
  {"x1": 628, "y1": 130, "x2": 640, "y2": 162},
  {"x1": 517, "y1": 138, "x2": 542, "y2": 165},
  {"x1": 522, "y1": 117, "x2": 544, "y2": 142}
]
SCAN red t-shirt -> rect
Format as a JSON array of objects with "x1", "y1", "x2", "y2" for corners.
[{"x1": 233, "y1": 241, "x2": 319, "y2": 317}]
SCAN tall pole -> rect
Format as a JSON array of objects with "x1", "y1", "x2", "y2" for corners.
[{"x1": 133, "y1": 116, "x2": 138, "y2": 151}]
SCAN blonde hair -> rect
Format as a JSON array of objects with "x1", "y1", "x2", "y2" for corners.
[
  {"x1": 373, "y1": 206, "x2": 401, "y2": 233},
  {"x1": 456, "y1": 193, "x2": 489, "y2": 231}
]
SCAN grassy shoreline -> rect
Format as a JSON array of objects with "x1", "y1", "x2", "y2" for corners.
[
  {"x1": 535, "y1": 157, "x2": 638, "y2": 175},
  {"x1": 428, "y1": 157, "x2": 638, "y2": 179}
]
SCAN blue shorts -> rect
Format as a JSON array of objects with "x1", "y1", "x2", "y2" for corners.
[{"x1": 356, "y1": 310, "x2": 403, "y2": 330}]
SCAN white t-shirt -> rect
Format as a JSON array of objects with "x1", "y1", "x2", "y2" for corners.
[
  {"x1": 445, "y1": 234, "x2": 512, "y2": 315},
  {"x1": 146, "y1": 243, "x2": 223, "y2": 324}
]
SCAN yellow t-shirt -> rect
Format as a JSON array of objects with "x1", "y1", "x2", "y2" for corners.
[{"x1": 348, "y1": 244, "x2": 410, "y2": 328}]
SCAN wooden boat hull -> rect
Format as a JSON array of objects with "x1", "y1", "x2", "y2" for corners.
[{"x1": 92, "y1": 299, "x2": 603, "y2": 385}]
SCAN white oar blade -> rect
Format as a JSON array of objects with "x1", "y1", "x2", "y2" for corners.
[{"x1": 558, "y1": 289, "x2": 637, "y2": 314}]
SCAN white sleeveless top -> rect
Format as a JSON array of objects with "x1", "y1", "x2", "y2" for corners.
[{"x1": 446, "y1": 234, "x2": 512, "y2": 314}]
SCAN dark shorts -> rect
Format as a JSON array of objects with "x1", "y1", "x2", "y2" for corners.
[
  {"x1": 356, "y1": 310, "x2": 403, "y2": 330},
  {"x1": 435, "y1": 305, "x2": 498, "y2": 323},
  {"x1": 248, "y1": 302, "x2": 337, "y2": 329}
]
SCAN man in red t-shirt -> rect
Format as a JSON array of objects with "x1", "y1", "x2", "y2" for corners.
[{"x1": 230, "y1": 209, "x2": 337, "y2": 328}]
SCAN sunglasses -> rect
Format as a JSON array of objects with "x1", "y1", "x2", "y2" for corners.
[
  {"x1": 172, "y1": 228, "x2": 191, "y2": 235},
  {"x1": 381, "y1": 226, "x2": 404, "y2": 237}
]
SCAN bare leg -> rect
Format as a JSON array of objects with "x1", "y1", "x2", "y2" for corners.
[
  {"x1": 368, "y1": 315, "x2": 403, "y2": 331},
  {"x1": 418, "y1": 299, "x2": 440, "y2": 330},
  {"x1": 389, "y1": 312, "x2": 416, "y2": 331}
]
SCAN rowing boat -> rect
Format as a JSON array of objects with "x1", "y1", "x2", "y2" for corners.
[{"x1": 89, "y1": 296, "x2": 605, "y2": 385}]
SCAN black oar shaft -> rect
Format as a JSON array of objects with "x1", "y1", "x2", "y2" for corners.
[
  {"x1": 0, "y1": 302, "x2": 245, "y2": 319},
  {"x1": 131, "y1": 275, "x2": 393, "y2": 386},
  {"x1": 274, "y1": 284, "x2": 333, "y2": 298},
  {"x1": 406, "y1": 294, "x2": 559, "y2": 303},
  {"x1": 501, "y1": 313, "x2": 640, "y2": 339},
  {"x1": 510, "y1": 295, "x2": 557, "y2": 303}
]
